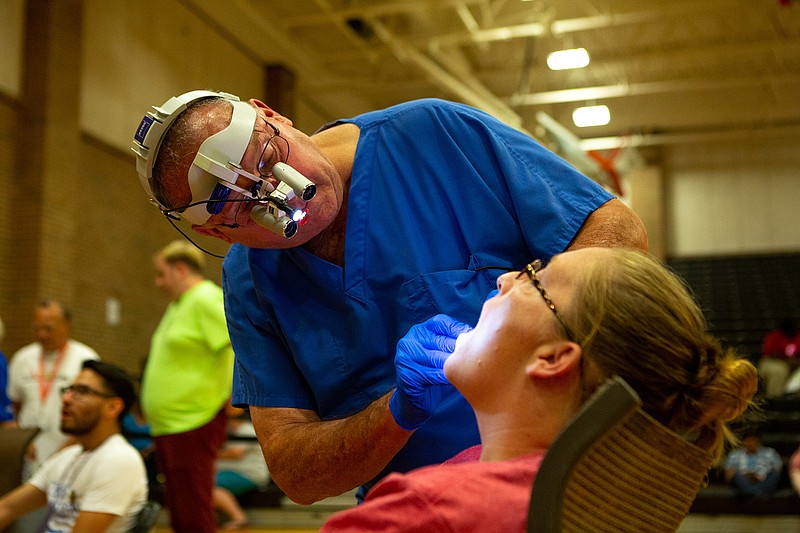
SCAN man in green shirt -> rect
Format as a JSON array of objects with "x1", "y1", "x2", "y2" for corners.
[{"x1": 141, "y1": 240, "x2": 234, "y2": 533}]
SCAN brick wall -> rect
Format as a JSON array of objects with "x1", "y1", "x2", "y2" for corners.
[
  {"x1": 0, "y1": 0, "x2": 226, "y2": 377},
  {"x1": 0, "y1": 96, "x2": 19, "y2": 355},
  {"x1": 0, "y1": 94, "x2": 224, "y2": 376},
  {"x1": 70, "y1": 133, "x2": 224, "y2": 376}
]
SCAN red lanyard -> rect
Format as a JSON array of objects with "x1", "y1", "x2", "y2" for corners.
[{"x1": 38, "y1": 344, "x2": 67, "y2": 403}]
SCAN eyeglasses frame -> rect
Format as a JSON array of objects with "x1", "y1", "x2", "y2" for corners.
[
  {"x1": 60, "y1": 384, "x2": 116, "y2": 400},
  {"x1": 516, "y1": 259, "x2": 576, "y2": 342},
  {"x1": 160, "y1": 117, "x2": 290, "y2": 220}
]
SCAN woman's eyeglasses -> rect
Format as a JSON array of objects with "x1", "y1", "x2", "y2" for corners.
[{"x1": 515, "y1": 259, "x2": 576, "y2": 342}]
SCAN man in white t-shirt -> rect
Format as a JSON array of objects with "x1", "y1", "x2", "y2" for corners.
[
  {"x1": 0, "y1": 360, "x2": 148, "y2": 532},
  {"x1": 7, "y1": 300, "x2": 100, "y2": 474}
]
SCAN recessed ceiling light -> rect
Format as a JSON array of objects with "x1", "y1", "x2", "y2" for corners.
[
  {"x1": 547, "y1": 48, "x2": 590, "y2": 70},
  {"x1": 572, "y1": 105, "x2": 610, "y2": 127}
]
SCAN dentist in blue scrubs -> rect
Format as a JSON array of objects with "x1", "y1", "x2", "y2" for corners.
[{"x1": 134, "y1": 94, "x2": 648, "y2": 504}]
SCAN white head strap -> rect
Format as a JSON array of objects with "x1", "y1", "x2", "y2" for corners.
[{"x1": 131, "y1": 90, "x2": 259, "y2": 224}]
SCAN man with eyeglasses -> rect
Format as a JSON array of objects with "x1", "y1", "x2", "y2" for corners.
[
  {"x1": 0, "y1": 360, "x2": 147, "y2": 533},
  {"x1": 135, "y1": 93, "x2": 648, "y2": 504},
  {"x1": 6, "y1": 300, "x2": 100, "y2": 478}
]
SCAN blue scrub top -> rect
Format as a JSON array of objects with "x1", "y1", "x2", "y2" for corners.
[{"x1": 223, "y1": 98, "x2": 613, "y2": 492}]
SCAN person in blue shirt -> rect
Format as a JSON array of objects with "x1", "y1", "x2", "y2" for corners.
[
  {"x1": 0, "y1": 317, "x2": 13, "y2": 424},
  {"x1": 134, "y1": 93, "x2": 647, "y2": 504},
  {"x1": 724, "y1": 431, "x2": 783, "y2": 497}
]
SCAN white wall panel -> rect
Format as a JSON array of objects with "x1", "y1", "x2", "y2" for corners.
[{"x1": 667, "y1": 132, "x2": 800, "y2": 257}]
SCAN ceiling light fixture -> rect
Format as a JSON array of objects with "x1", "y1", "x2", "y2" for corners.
[
  {"x1": 546, "y1": 48, "x2": 590, "y2": 70},
  {"x1": 572, "y1": 105, "x2": 610, "y2": 127}
]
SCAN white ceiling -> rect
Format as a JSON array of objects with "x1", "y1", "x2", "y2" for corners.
[{"x1": 185, "y1": 0, "x2": 800, "y2": 162}]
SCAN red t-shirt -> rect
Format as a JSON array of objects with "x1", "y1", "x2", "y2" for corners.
[
  {"x1": 762, "y1": 330, "x2": 800, "y2": 359},
  {"x1": 321, "y1": 445, "x2": 545, "y2": 532}
]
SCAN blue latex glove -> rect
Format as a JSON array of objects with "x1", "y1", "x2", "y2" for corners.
[{"x1": 389, "y1": 314, "x2": 473, "y2": 430}]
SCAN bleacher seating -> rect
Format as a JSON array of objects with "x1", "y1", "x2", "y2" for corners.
[
  {"x1": 668, "y1": 252, "x2": 800, "y2": 363},
  {"x1": 668, "y1": 252, "x2": 800, "y2": 514}
]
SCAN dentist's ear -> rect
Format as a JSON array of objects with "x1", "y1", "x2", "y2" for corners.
[
  {"x1": 192, "y1": 224, "x2": 236, "y2": 243},
  {"x1": 525, "y1": 341, "x2": 582, "y2": 380},
  {"x1": 249, "y1": 99, "x2": 293, "y2": 127}
]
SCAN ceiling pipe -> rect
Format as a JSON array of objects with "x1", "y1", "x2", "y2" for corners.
[
  {"x1": 369, "y1": 20, "x2": 529, "y2": 134},
  {"x1": 581, "y1": 122, "x2": 800, "y2": 150},
  {"x1": 511, "y1": 74, "x2": 800, "y2": 106}
]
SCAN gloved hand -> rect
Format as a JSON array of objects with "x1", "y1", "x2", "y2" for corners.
[{"x1": 389, "y1": 314, "x2": 473, "y2": 430}]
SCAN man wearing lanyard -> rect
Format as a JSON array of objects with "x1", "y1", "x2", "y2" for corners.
[{"x1": 7, "y1": 300, "x2": 100, "y2": 478}]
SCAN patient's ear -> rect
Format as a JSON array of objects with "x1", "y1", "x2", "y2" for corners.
[{"x1": 526, "y1": 341, "x2": 582, "y2": 379}]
